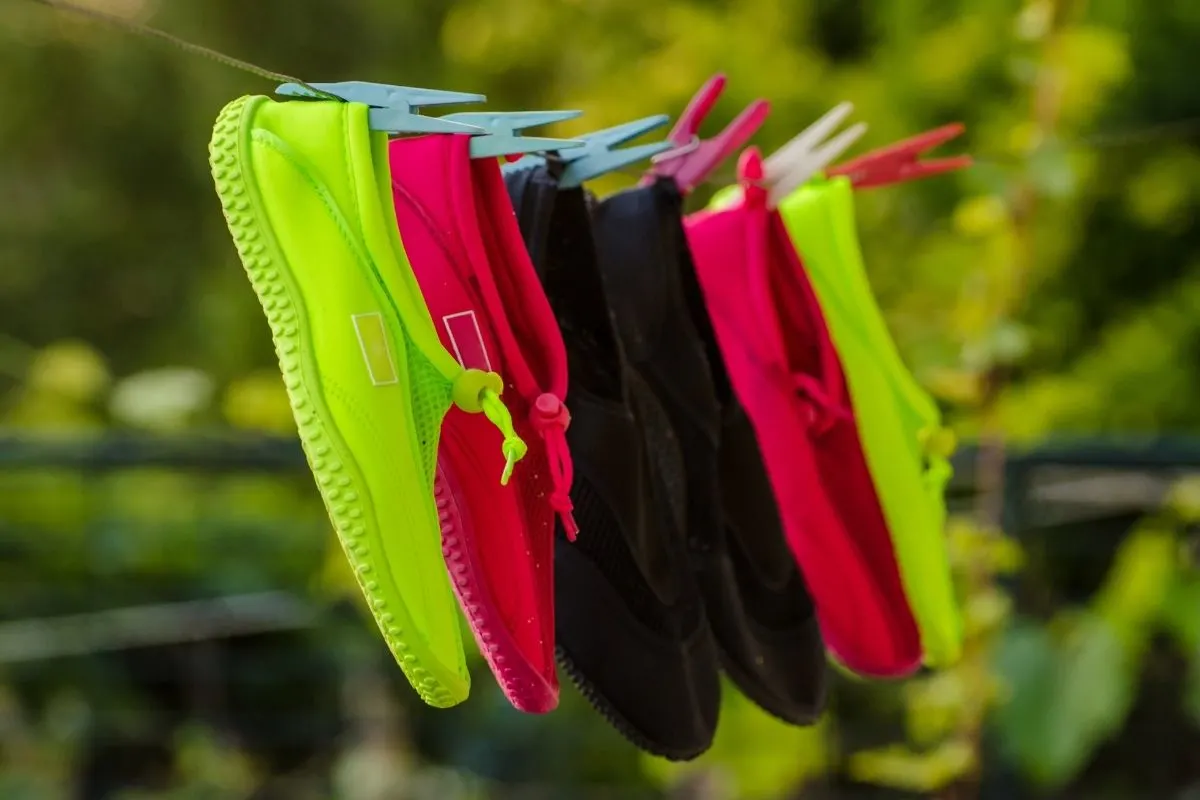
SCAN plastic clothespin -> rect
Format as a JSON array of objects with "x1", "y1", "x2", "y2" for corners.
[
  {"x1": 827, "y1": 123, "x2": 972, "y2": 190},
  {"x1": 438, "y1": 110, "x2": 586, "y2": 159},
  {"x1": 557, "y1": 115, "x2": 673, "y2": 188},
  {"x1": 276, "y1": 81, "x2": 488, "y2": 135},
  {"x1": 762, "y1": 102, "x2": 868, "y2": 207},
  {"x1": 505, "y1": 115, "x2": 673, "y2": 188},
  {"x1": 640, "y1": 74, "x2": 770, "y2": 193}
]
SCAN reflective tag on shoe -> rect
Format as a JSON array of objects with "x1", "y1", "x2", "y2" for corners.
[{"x1": 442, "y1": 309, "x2": 493, "y2": 373}]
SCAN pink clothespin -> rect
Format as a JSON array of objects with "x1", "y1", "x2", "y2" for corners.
[
  {"x1": 827, "y1": 123, "x2": 972, "y2": 190},
  {"x1": 641, "y1": 73, "x2": 771, "y2": 194}
]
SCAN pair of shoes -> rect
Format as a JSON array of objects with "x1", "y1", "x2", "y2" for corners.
[
  {"x1": 688, "y1": 146, "x2": 965, "y2": 676},
  {"x1": 590, "y1": 176, "x2": 828, "y2": 723},
  {"x1": 210, "y1": 95, "x2": 566, "y2": 708},
  {"x1": 774, "y1": 175, "x2": 961, "y2": 666},
  {"x1": 504, "y1": 162, "x2": 828, "y2": 760},
  {"x1": 388, "y1": 132, "x2": 574, "y2": 712},
  {"x1": 686, "y1": 150, "x2": 924, "y2": 677}
]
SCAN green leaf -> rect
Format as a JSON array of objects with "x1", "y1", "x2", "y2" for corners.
[
  {"x1": 1039, "y1": 613, "x2": 1135, "y2": 785},
  {"x1": 992, "y1": 619, "x2": 1058, "y2": 772},
  {"x1": 993, "y1": 614, "x2": 1137, "y2": 789},
  {"x1": 1092, "y1": 524, "x2": 1177, "y2": 642}
]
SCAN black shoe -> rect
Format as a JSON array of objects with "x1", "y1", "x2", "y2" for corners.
[
  {"x1": 504, "y1": 164, "x2": 720, "y2": 760},
  {"x1": 589, "y1": 177, "x2": 827, "y2": 725}
]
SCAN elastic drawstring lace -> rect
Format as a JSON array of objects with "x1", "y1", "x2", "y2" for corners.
[
  {"x1": 530, "y1": 393, "x2": 579, "y2": 540},
  {"x1": 480, "y1": 388, "x2": 528, "y2": 485},
  {"x1": 792, "y1": 373, "x2": 851, "y2": 434}
]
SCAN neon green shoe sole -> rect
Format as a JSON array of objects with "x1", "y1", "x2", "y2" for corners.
[
  {"x1": 209, "y1": 94, "x2": 511, "y2": 706},
  {"x1": 775, "y1": 176, "x2": 960, "y2": 665}
]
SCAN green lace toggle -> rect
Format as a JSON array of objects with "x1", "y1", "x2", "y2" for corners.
[
  {"x1": 918, "y1": 425, "x2": 956, "y2": 492},
  {"x1": 919, "y1": 425, "x2": 958, "y2": 459},
  {"x1": 480, "y1": 387, "x2": 528, "y2": 485},
  {"x1": 452, "y1": 368, "x2": 504, "y2": 413}
]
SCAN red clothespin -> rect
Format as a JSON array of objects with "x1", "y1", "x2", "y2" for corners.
[
  {"x1": 641, "y1": 73, "x2": 771, "y2": 194},
  {"x1": 827, "y1": 123, "x2": 972, "y2": 190}
]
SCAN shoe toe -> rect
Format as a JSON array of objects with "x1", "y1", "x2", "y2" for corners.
[{"x1": 555, "y1": 539, "x2": 719, "y2": 761}]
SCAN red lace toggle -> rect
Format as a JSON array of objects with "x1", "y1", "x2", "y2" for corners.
[
  {"x1": 530, "y1": 393, "x2": 578, "y2": 540},
  {"x1": 792, "y1": 374, "x2": 851, "y2": 435},
  {"x1": 738, "y1": 148, "x2": 768, "y2": 208}
]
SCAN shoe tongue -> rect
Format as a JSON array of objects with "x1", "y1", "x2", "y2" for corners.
[
  {"x1": 472, "y1": 157, "x2": 568, "y2": 401},
  {"x1": 504, "y1": 167, "x2": 626, "y2": 405},
  {"x1": 503, "y1": 164, "x2": 559, "y2": 281},
  {"x1": 672, "y1": 199, "x2": 735, "y2": 406},
  {"x1": 589, "y1": 182, "x2": 671, "y2": 361},
  {"x1": 591, "y1": 179, "x2": 725, "y2": 442}
]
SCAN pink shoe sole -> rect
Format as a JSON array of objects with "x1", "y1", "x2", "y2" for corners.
[{"x1": 435, "y1": 460, "x2": 558, "y2": 714}]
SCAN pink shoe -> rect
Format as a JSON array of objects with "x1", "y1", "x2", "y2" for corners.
[
  {"x1": 683, "y1": 149, "x2": 920, "y2": 676},
  {"x1": 390, "y1": 134, "x2": 574, "y2": 712}
]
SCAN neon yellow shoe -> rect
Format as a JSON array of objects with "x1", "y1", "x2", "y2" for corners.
[
  {"x1": 208, "y1": 94, "x2": 526, "y2": 706},
  {"x1": 773, "y1": 175, "x2": 960, "y2": 666}
]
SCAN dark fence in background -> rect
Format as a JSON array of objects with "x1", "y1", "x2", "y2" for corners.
[{"x1": 2, "y1": 432, "x2": 1200, "y2": 799}]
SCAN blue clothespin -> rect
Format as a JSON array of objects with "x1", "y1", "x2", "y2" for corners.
[
  {"x1": 275, "y1": 81, "x2": 488, "y2": 135},
  {"x1": 503, "y1": 115, "x2": 672, "y2": 188},
  {"x1": 438, "y1": 110, "x2": 586, "y2": 159}
]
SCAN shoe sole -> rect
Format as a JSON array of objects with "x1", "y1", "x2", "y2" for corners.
[
  {"x1": 556, "y1": 646, "x2": 710, "y2": 762},
  {"x1": 715, "y1": 644, "x2": 824, "y2": 726},
  {"x1": 436, "y1": 463, "x2": 558, "y2": 713},
  {"x1": 210, "y1": 96, "x2": 465, "y2": 708}
]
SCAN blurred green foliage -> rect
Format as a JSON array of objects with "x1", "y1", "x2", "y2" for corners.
[{"x1": 3, "y1": 0, "x2": 1200, "y2": 797}]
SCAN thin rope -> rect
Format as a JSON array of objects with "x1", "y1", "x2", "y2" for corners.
[{"x1": 23, "y1": 0, "x2": 336, "y2": 98}]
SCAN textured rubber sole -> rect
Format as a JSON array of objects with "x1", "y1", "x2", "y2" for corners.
[
  {"x1": 436, "y1": 463, "x2": 558, "y2": 713},
  {"x1": 715, "y1": 644, "x2": 825, "y2": 727},
  {"x1": 556, "y1": 645, "x2": 710, "y2": 761},
  {"x1": 209, "y1": 96, "x2": 462, "y2": 708}
]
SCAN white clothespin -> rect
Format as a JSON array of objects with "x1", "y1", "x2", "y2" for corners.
[{"x1": 762, "y1": 102, "x2": 867, "y2": 207}]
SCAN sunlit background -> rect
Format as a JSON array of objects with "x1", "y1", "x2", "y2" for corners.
[{"x1": 3, "y1": 0, "x2": 1200, "y2": 797}]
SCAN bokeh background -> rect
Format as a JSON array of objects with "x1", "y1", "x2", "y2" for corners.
[{"x1": 3, "y1": 0, "x2": 1200, "y2": 797}]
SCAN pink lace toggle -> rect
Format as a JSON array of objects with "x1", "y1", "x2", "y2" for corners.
[
  {"x1": 531, "y1": 393, "x2": 579, "y2": 540},
  {"x1": 791, "y1": 373, "x2": 851, "y2": 435},
  {"x1": 738, "y1": 148, "x2": 768, "y2": 208}
]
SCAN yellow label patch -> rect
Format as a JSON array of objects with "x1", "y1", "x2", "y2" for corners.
[{"x1": 351, "y1": 312, "x2": 399, "y2": 386}]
